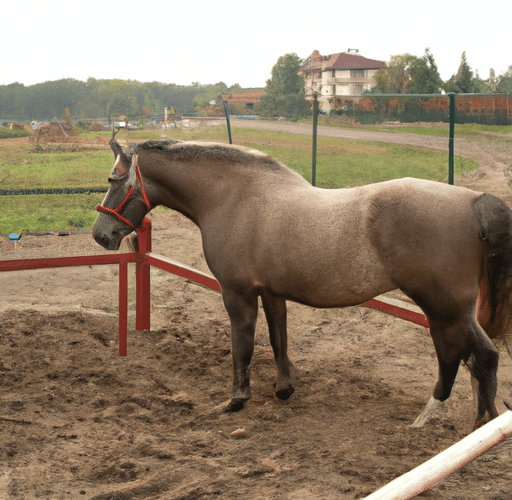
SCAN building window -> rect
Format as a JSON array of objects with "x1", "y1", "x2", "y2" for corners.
[
  {"x1": 332, "y1": 70, "x2": 336, "y2": 78},
  {"x1": 350, "y1": 69, "x2": 366, "y2": 79},
  {"x1": 352, "y1": 83, "x2": 364, "y2": 95}
]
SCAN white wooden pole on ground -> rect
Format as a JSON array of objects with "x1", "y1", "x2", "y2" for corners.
[{"x1": 363, "y1": 410, "x2": 512, "y2": 500}]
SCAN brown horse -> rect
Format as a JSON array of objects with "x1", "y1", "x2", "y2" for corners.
[{"x1": 93, "y1": 138, "x2": 512, "y2": 429}]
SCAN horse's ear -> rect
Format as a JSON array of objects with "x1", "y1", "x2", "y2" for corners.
[{"x1": 109, "y1": 138, "x2": 131, "y2": 178}]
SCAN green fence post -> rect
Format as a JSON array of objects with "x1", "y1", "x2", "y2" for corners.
[
  {"x1": 448, "y1": 93, "x2": 455, "y2": 185},
  {"x1": 223, "y1": 100, "x2": 233, "y2": 145},
  {"x1": 312, "y1": 93, "x2": 318, "y2": 186}
]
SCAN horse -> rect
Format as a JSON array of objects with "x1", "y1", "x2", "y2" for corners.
[{"x1": 93, "y1": 138, "x2": 512, "y2": 430}]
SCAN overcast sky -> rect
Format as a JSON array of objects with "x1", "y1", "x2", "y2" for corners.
[{"x1": 3, "y1": 0, "x2": 510, "y2": 88}]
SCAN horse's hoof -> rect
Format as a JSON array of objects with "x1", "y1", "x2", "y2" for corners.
[
  {"x1": 275, "y1": 386, "x2": 295, "y2": 401},
  {"x1": 473, "y1": 415, "x2": 492, "y2": 430},
  {"x1": 224, "y1": 398, "x2": 246, "y2": 413}
]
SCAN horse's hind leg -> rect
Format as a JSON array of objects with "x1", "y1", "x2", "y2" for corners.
[
  {"x1": 470, "y1": 373, "x2": 488, "y2": 429},
  {"x1": 412, "y1": 318, "x2": 468, "y2": 427},
  {"x1": 413, "y1": 316, "x2": 499, "y2": 429},
  {"x1": 260, "y1": 291, "x2": 294, "y2": 400},
  {"x1": 222, "y1": 288, "x2": 259, "y2": 412},
  {"x1": 466, "y1": 333, "x2": 499, "y2": 428}
]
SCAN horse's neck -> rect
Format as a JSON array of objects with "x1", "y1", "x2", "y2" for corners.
[{"x1": 148, "y1": 160, "x2": 229, "y2": 224}]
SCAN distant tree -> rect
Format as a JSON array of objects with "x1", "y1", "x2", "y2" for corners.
[
  {"x1": 192, "y1": 82, "x2": 224, "y2": 108},
  {"x1": 373, "y1": 49, "x2": 442, "y2": 94},
  {"x1": 92, "y1": 80, "x2": 139, "y2": 120},
  {"x1": 495, "y1": 65, "x2": 512, "y2": 93},
  {"x1": 444, "y1": 51, "x2": 479, "y2": 93},
  {"x1": 257, "y1": 53, "x2": 310, "y2": 120},
  {"x1": 497, "y1": 76, "x2": 512, "y2": 94},
  {"x1": 373, "y1": 54, "x2": 413, "y2": 93},
  {"x1": 62, "y1": 107, "x2": 73, "y2": 128},
  {"x1": 228, "y1": 83, "x2": 243, "y2": 93},
  {"x1": 407, "y1": 49, "x2": 443, "y2": 94},
  {"x1": 266, "y1": 53, "x2": 304, "y2": 95},
  {"x1": 485, "y1": 69, "x2": 500, "y2": 92}
]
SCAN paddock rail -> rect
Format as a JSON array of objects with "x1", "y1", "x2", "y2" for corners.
[{"x1": 1, "y1": 218, "x2": 428, "y2": 356}]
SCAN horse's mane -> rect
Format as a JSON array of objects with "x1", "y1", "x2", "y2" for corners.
[{"x1": 135, "y1": 140, "x2": 289, "y2": 173}]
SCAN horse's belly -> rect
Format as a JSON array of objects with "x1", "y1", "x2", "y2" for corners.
[{"x1": 263, "y1": 253, "x2": 395, "y2": 308}]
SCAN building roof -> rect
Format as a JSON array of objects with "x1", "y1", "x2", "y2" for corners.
[
  {"x1": 301, "y1": 50, "x2": 386, "y2": 72},
  {"x1": 221, "y1": 90, "x2": 265, "y2": 104}
]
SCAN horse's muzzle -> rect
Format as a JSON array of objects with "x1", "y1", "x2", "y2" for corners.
[
  {"x1": 93, "y1": 212, "x2": 132, "y2": 250},
  {"x1": 93, "y1": 230, "x2": 122, "y2": 251},
  {"x1": 92, "y1": 221, "x2": 123, "y2": 250}
]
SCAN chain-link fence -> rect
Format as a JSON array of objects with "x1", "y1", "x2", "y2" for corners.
[{"x1": 335, "y1": 93, "x2": 512, "y2": 125}]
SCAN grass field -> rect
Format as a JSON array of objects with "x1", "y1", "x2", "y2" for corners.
[{"x1": 0, "y1": 124, "x2": 479, "y2": 234}]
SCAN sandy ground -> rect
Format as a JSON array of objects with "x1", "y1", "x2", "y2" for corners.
[{"x1": 1, "y1": 128, "x2": 512, "y2": 499}]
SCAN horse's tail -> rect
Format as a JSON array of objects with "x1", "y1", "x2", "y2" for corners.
[{"x1": 473, "y1": 193, "x2": 512, "y2": 354}]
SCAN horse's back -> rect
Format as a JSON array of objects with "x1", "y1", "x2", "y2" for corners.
[{"x1": 205, "y1": 176, "x2": 486, "y2": 310}]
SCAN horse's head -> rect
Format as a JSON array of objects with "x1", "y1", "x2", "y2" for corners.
[{"x1": 93, "y1": 138, "x2": 152, "y2": 250}]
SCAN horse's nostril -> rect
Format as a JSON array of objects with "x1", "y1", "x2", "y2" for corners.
[{"x1": 94, "y1": 233, "x2": 111, "y2": 249}]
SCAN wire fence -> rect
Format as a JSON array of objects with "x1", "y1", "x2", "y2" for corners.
[
  {"x1": 333, "y1": 93, "x2": 512, "y2": 125},
  {"x1": 0, "y1": 187, "x2": 107, "y2": 196}
]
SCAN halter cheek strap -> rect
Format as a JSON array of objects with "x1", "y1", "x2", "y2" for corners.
[{"x1": 97, "y1": 164, "x2": 151, "y2": 230}]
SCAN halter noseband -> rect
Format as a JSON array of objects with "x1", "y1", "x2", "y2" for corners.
[{"x1": 96, "y1": 163, "x2": 151, "y2": 230}]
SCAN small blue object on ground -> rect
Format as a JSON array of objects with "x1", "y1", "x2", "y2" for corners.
[{"x1": 9, "y1": 234, "x2": 22, "y2": 242}]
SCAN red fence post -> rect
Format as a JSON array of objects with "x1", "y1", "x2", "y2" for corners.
[{"x1": 135, "y1": 218, "x2": 152, "y2": 331}]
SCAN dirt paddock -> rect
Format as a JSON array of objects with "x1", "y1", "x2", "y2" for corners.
[{"x1": 1, "y1": 132, "x2": 512, "y2": 499}]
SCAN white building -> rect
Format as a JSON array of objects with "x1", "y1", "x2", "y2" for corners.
[{"x1": 299, "y1": 50, "x2": 386, "y2": 112}]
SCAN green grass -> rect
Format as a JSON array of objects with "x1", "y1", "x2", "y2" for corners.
[
  {"x1": 0, "y1": 125, "x2": 479, "y2": 234},
  {"x1": 168, "y1": 125, "x2": 477, "y2": 187},
  {"x1": 0, "y1": 128, "x2": 32, "y2": 139},
  {"x1": 314, "y1": 118, "x2": 512, "y2": 139},
  {"x1": 373, "y1": 123, "x2": 512, "y2": 138},
  {"x1": 0, "y1": 149, "x2": 111, "y2": 190},
  {"x1": 0, "y1": 192, "x2": 104, "y2": 234}
]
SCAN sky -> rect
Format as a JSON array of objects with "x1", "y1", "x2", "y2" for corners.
[{"x1": 3, "y1": 0, "x2": 510, "y2": 88}]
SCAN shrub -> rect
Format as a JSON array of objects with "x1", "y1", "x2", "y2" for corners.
[
  {"x1": 0, "y1": 127, "x2": 32, "y2": 139},
  {"x1": 91, "y1": 122, "x2": 104, "y2": 132}
]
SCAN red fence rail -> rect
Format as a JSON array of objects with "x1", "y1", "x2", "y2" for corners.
[{"x1": 0, "y1": 218, "x2": 428, "y2": 356}]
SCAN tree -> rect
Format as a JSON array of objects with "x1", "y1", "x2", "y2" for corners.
[
  {"x1": 407, "y1": 49, "x2": 443, "y2": 94},
  {"x1": 257, "y1": 53, "x2": 310, "y2": 120},
  {"x1": 485, "y1": 69, "x2": 499, "y2": 92},
  {"x1": 92, "y1": 80, "x2": 139, "y2": 120},
  {"x1": 444, "y1": 51, "x2": 478, "y2": 93},
  {"x1": 372, "y1": 49, "x2": 442, "y2": 94},
  {"x1": 192, "y1": 82, "x2": 230, "y2": 109},
  {"x1": 495, "y1": 65, "x2": 512, "y2": 94},
  {"x1": 373, "y1": 54, "x2": 413, "y2": 93}
]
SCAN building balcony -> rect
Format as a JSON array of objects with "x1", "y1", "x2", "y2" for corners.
[{"x1": 322, "y1": 77, "x2": 375, "y2": 85}]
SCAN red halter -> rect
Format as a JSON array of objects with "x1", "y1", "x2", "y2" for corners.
[{"x1": 96, "y1": 163, "x2": 151, "y2": 230}]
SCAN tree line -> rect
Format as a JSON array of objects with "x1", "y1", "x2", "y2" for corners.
[
  {"x1": 0, "y1": 78, "x2": 246, "y2": 122},
  {"x1": 1, "y1": 49, "x2": 511, "y2": 123},
  {"x1": 371, "y1": 49, "x2": 512, "y2": 95}
]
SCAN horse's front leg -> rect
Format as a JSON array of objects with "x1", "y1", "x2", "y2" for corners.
[
  {"x1": 261, "y1": 291, "x2": 294, "y2": 400},
  {"x1": 222, "y1": 288, "x2": 258, "y2": 412}
]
